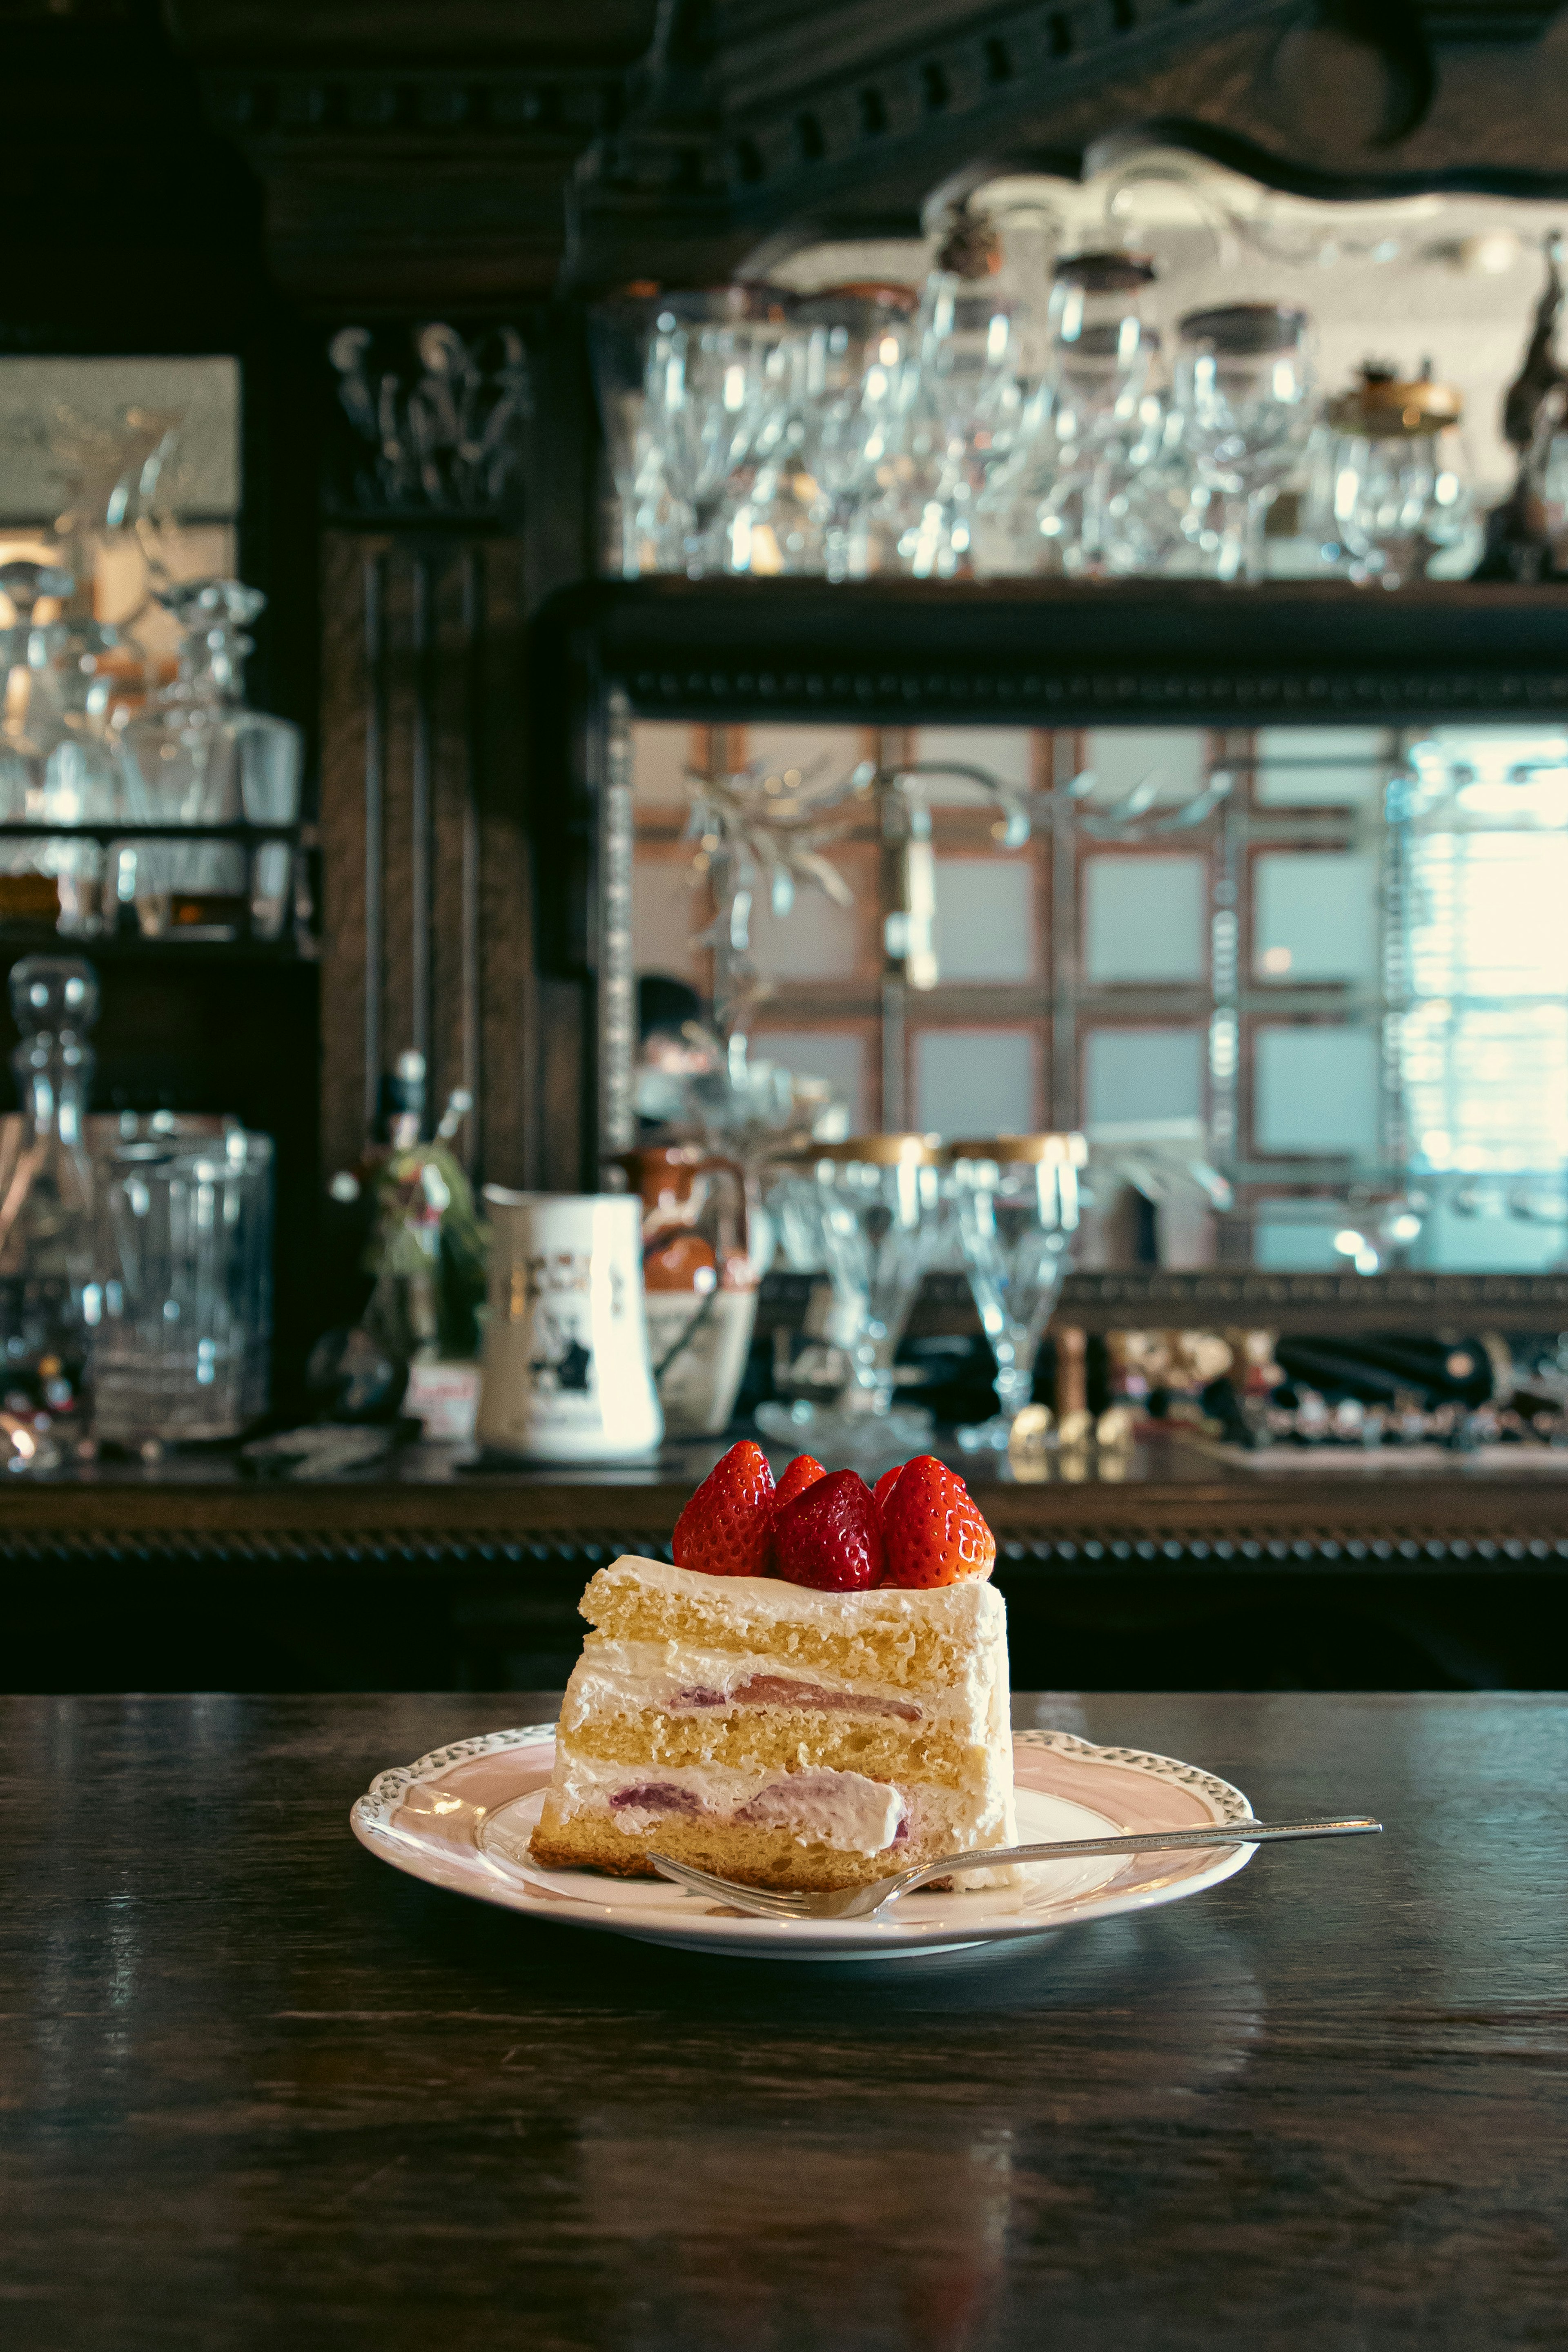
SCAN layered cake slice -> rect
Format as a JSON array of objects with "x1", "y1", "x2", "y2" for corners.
[{"x1": 529, "y1": 1446, "x2": 1017, "y2": 1891}]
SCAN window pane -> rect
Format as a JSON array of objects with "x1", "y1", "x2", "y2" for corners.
[
  {"x1": 1402, "y1": 1004, "x2": 1568, "y2": 1172},
  {"x1": 1253, "y1": 726, "x2": 1394, "y2": 805},
  {"x1": 1254, "y1": 852, "x2": 1379, "y2": 982},
  {"x1": 933, "y1": 858, "x2": 1036, "y2": 981},
  {"x1": 740, "y1": 725, "x2": 866, "y2": 784},
  {"x1": 1083, "y1": 856, "x2": 1206, "y2": 983},
  {"x1": 747, "y1": 1029, "x2": 868, "y2": 1130},
  {"x1": 1076, "y1": 728, "x2": 1206, "y2": 806},
  {"x1": 912, "y1": 727, "x2": 1035, "y2": 800},
  {"x1": 913, "y1": 1028, "x2": 1037, "y2": 1136},
  {"x1": 1252, "y1": 1220, "x2": 1350, "y2": 1271},
  {"x1": 1083, "y1": 1029, "x2": 1204, "y2": 1127},
  {"x1": 1254, "y1": 1026, "x2": 1381, "y2": 1156},
  {"x1": 747, "y1": 857, "x2": 869, "y2": 980}
]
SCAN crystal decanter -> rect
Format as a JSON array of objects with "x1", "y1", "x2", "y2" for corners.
[
  {"x1": 0, "y1": 955, "x2": 102, "y2": 1466},
  {"x1": 0, "y1": 559, "x2": 119, "y2": 936},
  {"x1": 114, "y1": 579, "x2": 301, "y2": 939}
]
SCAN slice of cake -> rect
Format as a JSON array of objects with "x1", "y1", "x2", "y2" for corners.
[{"x1": 529, "y1": 1447, "x2": 1016, "y2": 1891}]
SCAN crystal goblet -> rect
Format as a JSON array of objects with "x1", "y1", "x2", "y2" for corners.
[
  {"x1": 946, "y1": 1134, "x2": 1086, "y2": 1453},
  {"x1": 1172, "y1": 303, "x2": 1314, "y2": 583},
  {"x1": 755, "y1": 1135, "x2": 942, "y2": 1466},
  {"x1": 641, "y1": 287, "x2": 790, "y2": 577}
]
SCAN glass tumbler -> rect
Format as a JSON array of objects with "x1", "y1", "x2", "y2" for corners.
[
  {"x1": 946, "y1": 1134, "x2": 1086, "y2": 1452},
  {"x1": 755, "y1": 1135, "x2": 943, "y2": 1465},
  {"x1": 95, "y1": 1127, "x2": 273, "y2": 1448}
]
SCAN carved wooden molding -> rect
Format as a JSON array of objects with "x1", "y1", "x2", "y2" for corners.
[
  {"x1": 1054, "y1": 1269, "x2": 1568, "y2": 1335},
  {"x1": 541, "y1": 575, "x2": 1568, "y2": 733}
]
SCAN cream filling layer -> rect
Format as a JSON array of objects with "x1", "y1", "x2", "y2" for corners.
[
  {"x1": 555, "y1": 1748, "x2": 904, "y2": 1853},
  {"x1": 551, "y1": 1746, "x2": 1015, "y2": 1858},
  {"x1": 565, "y1": 1637, "x2": 990, "y2": 1738}
]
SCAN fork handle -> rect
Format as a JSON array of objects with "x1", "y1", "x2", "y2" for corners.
[{"x1": 887, "y1": 1815, "x2": 1381, "y2": 1900}]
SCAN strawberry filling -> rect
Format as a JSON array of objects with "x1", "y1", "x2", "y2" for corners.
[
  {"x1": 668, "y1": 1675, "x2": 921, "y2": 1722},
  {"x1": 608, "y1": 1783, "x2": 705, "y2": 1815}
]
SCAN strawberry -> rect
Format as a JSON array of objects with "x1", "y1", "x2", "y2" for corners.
[
  {"x1": 773, "y1": 1467, "x2": 885, "y2": 1592},
  {"x1": 772, "y1": 1453, "x2": 827, "y2": 1516},
  {"x1": 881, "y1": 1455, "x2": 996, "y2": 1588},
  {"x1": 672, "y1": 1440, "x2": 776, "y2": 1578},
  {"x1": 872, "y1": 1463, "x2": 905, "y2": 1516}
]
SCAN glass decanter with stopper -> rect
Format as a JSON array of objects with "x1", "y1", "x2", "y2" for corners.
[
  {"x1": 0, "y1": 955, "x2": 102, "y2": 1467},
  {"x1": 114, "y1": 579, "x2": 301, "y2": 939},
  {"x1": 0, "y1": 559, "x2": 120, "y2": 937}
]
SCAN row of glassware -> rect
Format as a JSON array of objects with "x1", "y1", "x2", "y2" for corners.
[
  {"x1": 0, "y1": 958, "x2": 273, "y2": 1470},
  {"x1": 746, "y1": 1132, "x2": 1087, "y2": 1461},
  {"x1": 0, "y1": 563, "x2": 302, "y2": 941},
  {"x1": 590, "y1": 243, "x2": 1473, "y2": 588}
]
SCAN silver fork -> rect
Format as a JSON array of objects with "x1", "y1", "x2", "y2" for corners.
[{"x1": 646, "y1": 1815, "x2": 1381, "y2": 1924}]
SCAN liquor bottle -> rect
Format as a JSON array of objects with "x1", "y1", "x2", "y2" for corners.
[{"x1": 0, "y1": 955, "x2": 102, "y2": 1464}]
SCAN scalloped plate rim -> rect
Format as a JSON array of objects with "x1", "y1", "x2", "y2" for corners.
[{"x1": 350, "y1": 1722, "x2": 1257, "y2": 1962}]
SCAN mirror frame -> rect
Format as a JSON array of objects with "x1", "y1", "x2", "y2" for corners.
[{"x1": 536, "y1": 574, "x2": 1568, "y2": 1329}]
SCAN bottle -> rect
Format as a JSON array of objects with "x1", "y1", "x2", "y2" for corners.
[{"x1": 0, "y1": 955, "x2": 102, "y2": 1465}]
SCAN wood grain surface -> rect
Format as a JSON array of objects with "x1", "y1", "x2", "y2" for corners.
[{"x1": 4, "y1": 1690, "x2": 1565, "y2": 2350}]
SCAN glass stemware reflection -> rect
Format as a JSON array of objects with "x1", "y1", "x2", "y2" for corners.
[
  {"x1": 641, "y1": 288, "x2": 790, "y2": 577},
  {"x1": 947, "y1": 1135, "x2": 1085, "y2": 1452},
  {"x1": 756, "y1": 1136, "x2": 943, "y2": 1460},
  {"x1": 1172, "y1": 303, "x2": 1314, "y2": 582}
]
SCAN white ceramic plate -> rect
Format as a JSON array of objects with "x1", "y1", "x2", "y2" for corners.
[{"x1": 351, "y1": 1725, "x2": 1257, "y2": 1962}]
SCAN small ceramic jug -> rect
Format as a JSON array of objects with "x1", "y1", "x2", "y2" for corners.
[
  {"x1": 613, "y1": 1145, "x2": 760, "y2": 1439},
  {"x1": 476, "y1": 1190, "x2": 663, "y2": 1460}
]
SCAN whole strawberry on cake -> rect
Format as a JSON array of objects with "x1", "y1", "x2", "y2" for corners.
[{"x1": 528, "y1": 1442, "x2": 1016, "y2": 1891}]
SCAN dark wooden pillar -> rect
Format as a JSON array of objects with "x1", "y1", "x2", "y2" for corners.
[{"x1": 317, "y1": 326, "x2": 548, "y2": 1192}]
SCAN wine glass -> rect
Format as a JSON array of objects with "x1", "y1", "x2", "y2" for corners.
[
  {"x1": 755, "y1": 1136, "x2": 943, "y2": 1465},
  {"x1": 946, "y1": 1135, "x2": 1085, "y2": 1453},
  {"x1": 1172, "y1": 304, "x2": 1315, "y2": 582},
  {"x1": 796, "y1": 287, "x2": 916, "y2": 580},
  {"x1": 640, "y1": 288, "x2": 790, "y2": 577},
  {"x1": 977, "y1": 253, "x2": 1160, "y2": 576},
  {"x1": 897, "y1": 269, "x2": 1038, "y2": 579}
]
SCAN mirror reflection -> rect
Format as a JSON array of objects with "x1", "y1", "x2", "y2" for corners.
[{"x1": 632, "y1": 714, "x2": 1568, "y2": 1275}]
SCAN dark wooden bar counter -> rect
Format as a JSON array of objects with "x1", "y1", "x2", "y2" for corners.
[
  {"x1": 5, "y1": 1437, "x2": 1566, "y2": 1692},
  {"x1": 4, "y1": 1687, "x2": 1565, "y2": 2350}
]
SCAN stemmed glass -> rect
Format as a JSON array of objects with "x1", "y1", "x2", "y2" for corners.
[
  {"x1": 946, "y1": 1135, "x2": 1085, "y2": 1453},
  {"x1": 640, "y1": 288, "x2": 790, "y2": 576},
  {"x1": 898, "y1": 259, "x2": 1039, "y2": 579},
  {"x1": 1172, "y1": 304, "x2": 1315, "y2": 581},
  {"x1": 755, "y1": 1136, "x2": 943, "y2": 1463},
  {"x1": 795, "y1": 287, "x2": 915, "y2": 581},
  {"x1": 975, "y1": 252, "x2": 1160, "y2": 576}
]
